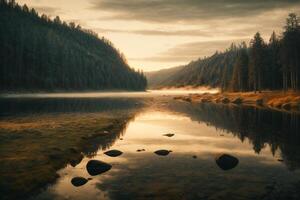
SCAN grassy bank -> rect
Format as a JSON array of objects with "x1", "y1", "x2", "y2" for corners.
[
  {"x1": 0, "y1": 111, "x2": 138, "y2": 200},
  {"x1": 175, "y1": 91, "x2": 300, "y2": 112}
]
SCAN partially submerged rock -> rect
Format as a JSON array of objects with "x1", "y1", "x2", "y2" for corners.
[
  {"x1": 86, "y1": 160, "x2": 112, "y2": 176},
  {"x1": 282, "y1": 103, "x2": 291, "y2": 110},
  {"x1": 154, "y1": 150, "x2": 172, "y2": 156},
  {"x1": 222, "y1": 98, "x2": 230, "y2": 104},
  {"x1": 256, "y1": 98, "x2": 264, "y2": 106},
  {"x1": 70, "y1": 153, "x2": 84, "y2": 167},
  {"x1": 192, "y1": 155, "x2": 197, "y2": 159},
  {"x1": 183, "y1": 97, "x2": 192, "y2": 102},
  {"x1": 201, "y1": 98, "x2": 211, "y2": 103},
  {"x1": 71, "y1": 177, "x2": 88, "y2": 187},
  {"x1": 232, "y1": 97, "x2": 243, "y2": 104},
  {"x1": 163, "y1": 133, "x2": 175, "y2": 137},
  {"x1": 215, "y1": 154, "x2": 239, "y2": 170},
  {"x1": 104, "y1": 150, "x2": 123, "y2": 157}
]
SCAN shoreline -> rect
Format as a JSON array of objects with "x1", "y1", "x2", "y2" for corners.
[
  {"x1": 174, "y1": 91, "x2": 300, "y2": 113},
  {"x1": 0, "y1": 111, "x2": 137, "y2": 199}
]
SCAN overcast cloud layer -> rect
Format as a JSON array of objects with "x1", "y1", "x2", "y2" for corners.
[{"x1": 91, "y1": 0, "x2": 300, "y2": 22}]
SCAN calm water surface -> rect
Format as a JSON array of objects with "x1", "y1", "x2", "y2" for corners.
[{"x1": 1, "y1": 91, "x2": 300, "y2": 200}]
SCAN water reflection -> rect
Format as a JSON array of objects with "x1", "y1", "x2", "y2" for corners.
[
  {"x1": 33, "y1": 103, "x2": 300, "y2": 200},
  {"x1": 0, "y1": 98, "x2": 145, "y2": 117},
  {"x1": 1, "y1": 97, "x2": 300, "y2": 200},
  {"x1": 166, "y1": 102, "x2": 300, "y2": 170},
  {"x1": 0, "y1": 98, "x2": 145, "y2": 200}
]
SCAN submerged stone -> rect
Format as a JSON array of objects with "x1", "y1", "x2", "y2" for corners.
[
  {"x1": 104, "y1": 150, "x2": 123, "y2": 157},
  {"x1": 192, "y1": 155, "x2": 197, "y2": 159},
  {"x1": 71, "y1": 177, "x2": 88, "y2": 187},
  {"x1": 215, "y1": 154, "x2": 239, "y2": 170},
  {"x1": 86, "y1": 160, "x2": 112, "y2": 176},
  {"x1": 154, "y1": 150, "x2": 172, "y2": 156},
  {"x1": 163, "y1": 133, "x2": 175, "y2": 137},
  {"x1": 137, "y1": 149, "x2": 145, "y2": 152}
]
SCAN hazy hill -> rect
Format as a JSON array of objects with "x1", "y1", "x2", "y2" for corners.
[
  {"x1": 0, "y1": 1, "x2": 147, "y2": 91},
  {"x1": 146, "y1": 13, "x2": 300, "y2": 92},
  {"x1": 145, "y1": 65, "x2": 185, "y2": 88},
  {"x1": 146, "y1": 49, "x2": 239, "y2": 89}
]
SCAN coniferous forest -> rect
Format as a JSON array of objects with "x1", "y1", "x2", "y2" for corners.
[
  {"x1": 0, "y1": 0, "x2": 147, "y2": 91},
  {"x1": 147, "y1": 13, "x2": 300, "y2": 93}
]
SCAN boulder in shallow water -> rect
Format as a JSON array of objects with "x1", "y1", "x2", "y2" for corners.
[
  {"x1": 232, "y1": 97, "x2": 243, "y2": 104},
  {"x1": 215, "y1": 154, "x2": 239, "y2": 170},
  {"x1": 163, "y1": 133, "x2": 175, "y2": 137},
  {"x1": 154, "y1": 150, "x2": 172, "y2": 156},
  {"x1": 70, "y1": 153, "x2": 84, "y2": 167},
  {"x1": 282, "y1": 103, "x2": 291, "y2": 110},
  {"x1": 256, "y1": 98, "x2": 264, "y2": 106},
  {"x1": 71, "y1": 177, "x2": 88, "y2": 187},
  {"x1": 86, "y1": 160, "x2": 112, "y2": 176},
  {"x1": 104, "y1": 150, "x2": 123, "y2": 157},
  {"x1": 221, "y1": 98, "x2": 230, "y2": 104},
  {"x1": 201, "y1": 98, "x2": 211, "y2": 103}
]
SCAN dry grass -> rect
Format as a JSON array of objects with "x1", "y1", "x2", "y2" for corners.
[
  {"x1": 175, "y1": 90, "x2": 300, "y2": 112},
  {"x1": 0, "y1": 112, "x2": 135, "y2": 199}
]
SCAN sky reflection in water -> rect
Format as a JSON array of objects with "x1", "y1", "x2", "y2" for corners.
[{"x1": 34, "y1": 107, "x2": 300, "y2": 200}]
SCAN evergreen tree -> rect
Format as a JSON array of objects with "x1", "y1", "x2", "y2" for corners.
[
  {"x1": 248, "y1": 32, "x2": 266, "y2": 93},
  {"x1": 0, "y1": 1, "x2": 147, "y2": 91}
]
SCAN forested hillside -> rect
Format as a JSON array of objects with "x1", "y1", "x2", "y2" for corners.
[
  {"x1": 145, "y1": 65, "x2": 185, "y2": 88},
  {"x1": 0, "y1": 0, "x2": 147, "y2": 91},
  {"x1": 147, "y1": 13, "x2": 300, "y2": 92}
]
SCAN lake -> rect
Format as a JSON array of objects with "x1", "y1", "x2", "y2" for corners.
[{"x1": 1, "y1": 91, "x2": 300, "y2": 200}]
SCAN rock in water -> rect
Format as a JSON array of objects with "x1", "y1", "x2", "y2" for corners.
[
  {"x1": 154, "y1": 150, "x2": 171, "y2": 156},
  {"x1": 215, "y1": 154, "x2": 239, "y2": 170},
  {"x1": 256, "y1": 98, "x2": 264, "y2": 106},
  {"x1": 86, "y1": 160, "x2": 112, "y2": 176},
  {"x1": 163, "y1": 133, "x2": 175, "y2": 137},
  {"x1": 232, "y1": 97, "x2": 243, "y2": 104},
  {"x1": 222, "y1": 98, "x2": 230, "y2": 104},
  {"x1": 104, "y1": 150, "x2": 123, "y2": 157},
  {"x1": 71, "y1": 177, "x2": 88, "y2": 187}
]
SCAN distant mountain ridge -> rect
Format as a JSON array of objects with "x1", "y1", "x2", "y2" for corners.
[{"x1": 0, "y1": 1, "x2": 147, "y2": 91}]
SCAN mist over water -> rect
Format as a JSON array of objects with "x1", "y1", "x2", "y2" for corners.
[{"x1": 0, "y1": 89, "x2": 218, "y2": 99}]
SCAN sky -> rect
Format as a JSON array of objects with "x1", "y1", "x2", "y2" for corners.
[{"x1": 17, "y1": 0, "x2": 300, "y2": 72}]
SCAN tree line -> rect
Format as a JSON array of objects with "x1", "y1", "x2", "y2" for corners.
[
  {"x1": 146, "y1": 13, "x2": 300, "y2": 92},
  {"x1": 0, "y1": 0, "x2": 147, "y2": 91},
  {"x1": 230, "y1": 13, "x2": 300, "y2": 92}
]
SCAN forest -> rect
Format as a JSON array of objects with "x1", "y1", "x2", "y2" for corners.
[
  {"x1": 147, "y1": 13, "x2": 300, "y2": 92},
  {"x1": 0, "y1": 0, "x2": 147, "y2": 91}
]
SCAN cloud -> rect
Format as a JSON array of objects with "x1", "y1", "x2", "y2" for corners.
[
  {"x1": 91, "y1": 0, "x2": 300, "y2": 23},
  {"x1": 30, "y1": 6, "x2": 61, "y2": 16},
  {"x1": 130, "y1": 39, "x2": 247, "y2": 63},
  {"x1": 95, "y1": 28, "x2": 213, "y2": 36}
]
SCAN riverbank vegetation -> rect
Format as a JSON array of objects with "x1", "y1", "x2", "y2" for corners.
[
  {"x1": 0, "y1": 0, "x2": 147, "y2": 91},
  {"x1": 175, "y1": 91, "x2": 300, "y2": 112}
]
